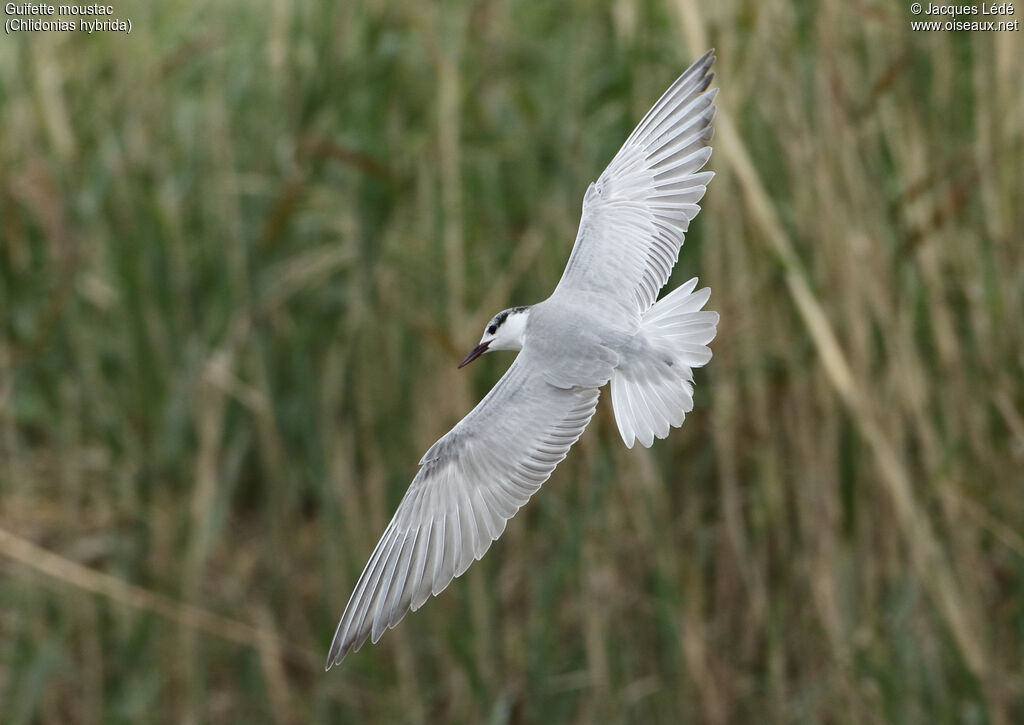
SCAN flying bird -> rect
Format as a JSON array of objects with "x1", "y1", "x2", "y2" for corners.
[{"x1": 327, "y1": 50, "x2": 720, "y2": 668}]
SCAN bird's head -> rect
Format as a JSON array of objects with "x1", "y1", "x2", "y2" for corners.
[{"x1": 458, "y1": 306, "x2": 531, "y2": 368}]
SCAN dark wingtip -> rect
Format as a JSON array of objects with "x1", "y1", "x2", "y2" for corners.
[
  {"x1": 325, "y1": 640, "x2": 349, "y2": 671},
  {"x1": 683, "y1": 49, "x2": 716, "y2": 90},
  {"x1": 694, "y1": 48, "x2": 716, "y2": 68}
]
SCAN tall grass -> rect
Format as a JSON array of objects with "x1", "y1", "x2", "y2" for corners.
[{"x1": 1, "y1": 0, "x2": 1022, "y2": 722}]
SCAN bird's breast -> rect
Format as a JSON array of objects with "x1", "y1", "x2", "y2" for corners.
[{"x1": 524, "y1": 296, "x2": 632, "y2": 389}]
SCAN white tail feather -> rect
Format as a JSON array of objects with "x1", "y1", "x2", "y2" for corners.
[{"x1": 611, "y1": 279, "x2": 718, "y2": 448}]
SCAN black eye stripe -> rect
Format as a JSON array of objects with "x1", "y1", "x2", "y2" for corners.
[{"x1": 488, "y1": 306, "x2": 529, "y2": 336}]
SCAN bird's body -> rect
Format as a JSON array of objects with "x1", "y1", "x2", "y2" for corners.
[
  {"x1": 525, "y1": 292, "x2": 627, "y2": 388},
  {"x1": 327, "y1": 50, "x2": 720, "y2": 668}
]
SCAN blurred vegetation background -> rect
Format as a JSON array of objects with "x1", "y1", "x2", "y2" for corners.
[{"x1": 1, "y1": 0, "x2": 1022, "y2": 722}]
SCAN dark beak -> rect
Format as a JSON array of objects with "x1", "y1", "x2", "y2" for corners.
[{"x1": 458, "y1": 341, "x2": 490, "y2": 368}]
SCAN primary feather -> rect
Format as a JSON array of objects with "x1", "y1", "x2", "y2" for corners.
[{"x1": 554, "y1": 49, "x2": 717, "y2": 315}]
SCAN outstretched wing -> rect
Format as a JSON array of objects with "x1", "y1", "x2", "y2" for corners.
[
  {"x1": 553, "y1": 50, "x2": 717, "y2": 314},
  {"x1": 326, "y1": 352, "x2": 600, "y2": 668}
]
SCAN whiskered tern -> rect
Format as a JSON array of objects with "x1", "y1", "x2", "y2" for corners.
[{"x1": 327, "y1": 50, "x2": 720, "y2": 668}]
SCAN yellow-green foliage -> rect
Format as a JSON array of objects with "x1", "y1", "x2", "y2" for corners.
[{"x1": 1, "y1": 1, "x2": 1022, "y2": 722}]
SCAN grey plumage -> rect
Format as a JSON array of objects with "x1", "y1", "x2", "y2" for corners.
[{"x1": 326, "y1": 50, "x2": 718, "y2": 669}]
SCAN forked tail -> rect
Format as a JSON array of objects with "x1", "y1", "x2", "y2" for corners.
[{"x1": 610, "y1": 278, "x2": 718, "y2": 448}]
